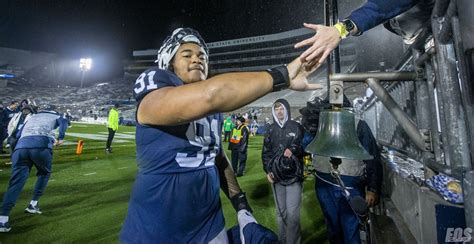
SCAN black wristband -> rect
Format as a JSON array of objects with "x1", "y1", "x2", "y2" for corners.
[
  {"x1": 266, "y1": 65, "x2": 290, "y2": 92},
  {"x1": 230, "y1": 192, "x2": 252, "y2": 212}
]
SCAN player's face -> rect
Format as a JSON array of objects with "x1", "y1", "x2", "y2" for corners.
[{"x1": 172, "y1": 43, "x2": 208, "y2": 83}]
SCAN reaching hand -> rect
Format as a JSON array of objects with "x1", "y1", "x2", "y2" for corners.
[
  {"x1": 294, "y1": 23, "x2": 341, "y2": 65},
  {"x1": 366, "y1": 191, "x2": 379, "y2": 207},
  {"x1": 283, "y1": 148, "x2": 293, "y2": 158},
  {"x1": 266, "y1": 173, "x2": 274, "y2": 184},
  {"x1": 286, "y1": 58, "x2": 323, "y2": 91}
]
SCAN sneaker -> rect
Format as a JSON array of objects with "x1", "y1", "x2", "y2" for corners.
[
  {"x1": 105, "y1": 148, "x2": 112, "y2": 153},
  {"x1": 0, "y1": 221, "x2": 11, "y2": 232},
  {"x1": 24, "y1": 204, "x2": 42, "y2": 214}
]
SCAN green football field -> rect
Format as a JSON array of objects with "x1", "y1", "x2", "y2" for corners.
[{"x1": 0, "y1": 123, "x2": 327, "y2": 243}]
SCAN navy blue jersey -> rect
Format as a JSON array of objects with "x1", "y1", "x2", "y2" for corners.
[
  {"x1": 133, "y1": 68, "x2": 223, "y2": 174},
  {"x1": 136, "y1": 115, "x2": 222, "y2": 174},
  {"x1": 133, "y1": 68, "x2": 182, "y2": 102},
  {"x1": 121, "y1": 68, "x2": 225, "y2": 243}
]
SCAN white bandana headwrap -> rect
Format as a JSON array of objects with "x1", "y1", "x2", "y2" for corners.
[{"x1": 155, "y1": 28, "x2": 209, "y2": 70}]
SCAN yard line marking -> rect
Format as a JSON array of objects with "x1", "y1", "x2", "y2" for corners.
[
  {"x1": 84, "y1": 172, "x2": 97, "y2": 176},
  {"x1": 117, "y1": 167, "x2": 128, "y2": 170},
  {"x1": 66, "y1": 132, "x2": 133, "y2": 142},
  {"x1": 52, "y1": 143, "x2": 136, "y2": 153},
  {"x1": 97, "y1": 132, "x2": 136, "y2": 139}
]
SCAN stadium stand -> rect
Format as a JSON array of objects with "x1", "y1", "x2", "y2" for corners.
[
  {"x1": 125, "y1": 28, "x2": 362, "y2": 119},
  {"x1": 125, "y1": 28, "x2": 357, "y2": 75},
  {"x1": 1, "y1": 28, "x2": 365, "y2": 124}
]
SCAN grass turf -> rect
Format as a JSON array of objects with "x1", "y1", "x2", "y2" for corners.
[{"x1": 0, "y1": 123, "x2": 327, "y2": 243}]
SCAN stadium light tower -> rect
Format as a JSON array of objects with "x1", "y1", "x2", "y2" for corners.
[{"x1": 79, "y1": 58, "x2": 92, "y2": 88}]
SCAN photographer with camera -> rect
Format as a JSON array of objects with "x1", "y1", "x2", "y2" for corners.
[{"x1": 262, "y1": 99, "x2": 305, "y2": 244}]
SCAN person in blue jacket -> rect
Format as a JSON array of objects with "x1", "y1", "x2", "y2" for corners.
[
  {"x1": 295, "y1": 0, "x2": 422, "y2": 66},
  {"x1": 0, "y1": 109, "x2": 61, "y2": 232}
]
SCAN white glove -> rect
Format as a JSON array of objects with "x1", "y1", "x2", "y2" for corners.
[{"x1": 237, "y1": 210, "x2": 257, "y2": 244}]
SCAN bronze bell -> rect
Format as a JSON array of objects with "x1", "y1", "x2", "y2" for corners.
[{"x1": 305, "y1": 109, "x2": 373, "y2": 160}]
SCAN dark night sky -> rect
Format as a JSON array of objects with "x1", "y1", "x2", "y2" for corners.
[
  {"x1": 1, "y1": 0, "x2": 367, "y2": 80},
  {"x1": 1, "y1": 0, "x2": 324, "y2": 57}
]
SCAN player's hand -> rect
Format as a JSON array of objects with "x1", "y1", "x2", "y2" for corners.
[
  {"x1": 230, "y1": 192, "x2": 253, "y2": 213},
  {"x1": 283, "y1": 148, "x2": 293, "y2": 158},
  {"x1": 237, "y1": 209, "x2": 257, "y2": 244},
  {"x1": 266, "y1": 173, "x2": 275, "y2": 184},
  {"x1": 286, "y1": 58, "x2": 323, "y2": 91},
  {"x1": 366, "y1": 191, "x2": 379, "y2": 207},
  {"x1": 294, "y1": 23, "x2": 341, "y2": 66}
]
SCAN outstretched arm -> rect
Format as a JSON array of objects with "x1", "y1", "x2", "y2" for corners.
[
  {"x1": 294, "y1": 0, "x2": 418, "y2": 65},
  {"x1": 138, "y1": 58, "x2": 322, "y2": 126},
  {"x1": 295, "y1": 23, "x2": 343, "y2": 67},
  {"x1": 348, "y1": 0, "x2": 418, "y2": 34}
]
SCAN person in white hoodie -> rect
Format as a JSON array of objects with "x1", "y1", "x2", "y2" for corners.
[{"x1": 262, "y1": 99, "x2": 305, "y2": 244}]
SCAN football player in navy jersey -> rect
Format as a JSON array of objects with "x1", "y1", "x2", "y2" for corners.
[{"x1": 120, "y1": 27, "x2": 322, "y2": 243}]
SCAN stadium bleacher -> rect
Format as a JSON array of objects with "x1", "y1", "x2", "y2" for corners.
[
  {"x1": 125, "y1": 27, "x2": 364, "y2": 118},
  {"x1": 1, "y1": 28, "x2": 366, "y2": 124}
]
